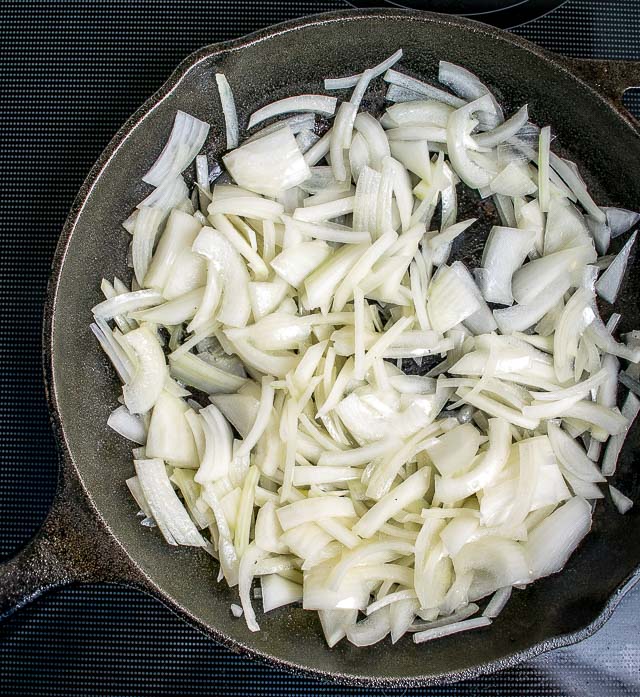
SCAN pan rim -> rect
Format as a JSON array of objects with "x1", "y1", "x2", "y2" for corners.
[{"x1": 43, "y1": 7, "x2": 640, "y2": 687}]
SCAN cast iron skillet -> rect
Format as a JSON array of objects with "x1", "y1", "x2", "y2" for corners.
[{"x1": 1, "y1": 9, "x2": 640, "y2": 688}]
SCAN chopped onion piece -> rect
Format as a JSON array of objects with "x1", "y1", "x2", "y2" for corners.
[
  {"x1": 428, "y1": 265, "x2": 481, "y2": 334},
  {"x1": 537, "y1": 126, "x2": 551, "y2": 212},
  {"x1": 134, "y1": 458, "x2": 206, "y2": 547},
  {"x1": 384, "y1": 69, "x2": 466, "y2": 108},
  {"x1": 482, "y1": 586, "x2": 512, "y2": 618},
  {"x1": 527, "y1": 497, "x2": 591, "y2": 580},
  {"x1": 479, "y1": 226, "x2": 536, "y2": 305},
  {"x1": 143, "y1": 110, "x2": 210, "y2": 186},
  {"x1": 248, "y1": 95, "x2": 336, "y2": 130},
  {"x1": 447, "y1": 95, "x2": 496, "y2": 189},
  {"x1": 604, "y1": 206, "x2": 640, "y2": 238},
  {"x1": 169, "y1": 351, "x2": 246, "y2": 394},
  {"x1": 325, "y1": 49, "x2": 403, "y2": 90},
  {"x1": 354, "y1": 468, "x2": 430, "y2": 538},
  {"x1": 476, "y1": 106, "x2": 528, "y2": 148},
  {"x1": 215, "y1": 73, "x2": 239, "y2": 150},
  {"x1": 261, "y1": 574, "x2": 303, "y2": 612},
  {"x1": 413, "y1": 616, "x2": 491, "y2": 644},
  {"x1": 276, "y1": 496, "x2": 356, "y2": 531},
  {"x1": 609, "y1": 485, "x2": 633, "y2": 514},
  {"x1": 601, "y1": 392, "x2": 640, "y2": 476},
  {"x1": 223, "y1": 126, "x2": 310, "y2": 197},
  {"x1": 108, "y1": 404, "x2": 147, "y2": 444},
  {"x1": 122, "y1": 326, "x2": 167, "y2": 414},
  {"x1": 595, "y1": 231, "x2": 637, "y2": 304}
]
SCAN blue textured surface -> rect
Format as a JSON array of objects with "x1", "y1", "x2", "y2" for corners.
[{"x1": 1, "y1": 1, "x2": 639, "y2": 694}]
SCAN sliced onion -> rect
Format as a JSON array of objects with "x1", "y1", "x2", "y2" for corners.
[
  {"x1": 435, "y1": 417, "x2": 511, "y2": 503},
  {"x1": 475, "y1": 105, "x2": 528, "y2": 148},
  {"x1": 213, "y1": 73, "x2": 238, "y2": 150},
  {"x1": 609, "y1": 485, "x2": 633, "y2": 514},
  {"x1": 384, "y1": 69, "x2": 466, "y2": 108},
  {"x1": 107, "y1": 404, "x2": 147, "y2": 444},
  {"x1": 143, "y1": 110, "x2": 210, "y2": 187},
  {"x1": 122, "y1": 326, "x2": 167, "y2": 414},
  {"x1": 604, "y1": 206, "x2": 640, "y2": 238},
  {"x1": 427, "y1": 265, "x2": 481, "y2": 334},
  {"x1": 595, "y1": 230, "x2": 637, "y2": 304},
  {"x1": 146, "y1": 391, "x2": 199, "y2": 468},
  {"x1": 527, "y1": 497, "x2": 591, "y2": 580},
  {"x1": 248, "y1": 95, "x2": 336, "y2": 130},
  {"x1": 438, "y1": 61, "x2": 503, "y2": 121},
  {"x1": 601, "y1": 392, "x2": 640, "y2": 476},
  {"x1": 134, "y1": 458, "x2": 206, "y2": 546},
  {"x1": 447, "y1": 95, "x2": 496, "y2": 189},
  {"x1": 223, "y1": 125, "x2": 310, "y2": 197},
  {"x1": 325, "y1": 49, "x2": 403, "y2": 90},
  {"x1": 413, "y1": 616, "x2": 491, "y2": 644},
  {"x1": 479, "y1": 226, "x2": 536, "y2": 305}
]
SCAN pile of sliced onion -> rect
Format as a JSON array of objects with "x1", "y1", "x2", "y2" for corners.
[{"x1": 94, "y1": 51, "x2": 639, "y2": 647}]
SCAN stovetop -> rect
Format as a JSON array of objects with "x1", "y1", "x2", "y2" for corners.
[{"x1": 1, "y1": 1, "x2": 639, "y2": 694}]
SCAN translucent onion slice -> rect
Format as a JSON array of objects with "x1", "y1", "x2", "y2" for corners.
[
  {"x1": 223, "y1": 125, "x2": 311, "y2": 197},
  {"x1": 248, "y1": 95, "x2": 336, "y2": 129},
  {"x1": 122, "y1": 326, "x2": 167, "y2": 414},
  {"x1": 216, "y1": 73, "x2": 239, "y2": 150},
  {"x1": 595, "y1": 231, "x2": 637, "y2": 304},
  {"x1": 384, "y1": 69, "x2": 466, "y2": 108},
  {"x1": 325, "y1": 49, "x2": 403, "y2": 90},
  {"x1": 134, "y1": 458, "x2": 206, "y2": 547},
  {"x1": 143, "y1": 110, "x2": 210, "y2": 187}
]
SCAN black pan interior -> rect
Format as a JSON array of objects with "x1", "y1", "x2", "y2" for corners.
[{"x1": 49, "y1": 12, "x2": 640, "y2": 685}]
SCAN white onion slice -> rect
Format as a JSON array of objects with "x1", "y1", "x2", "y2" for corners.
[
  {"x1": 475, "y1": 106, "x2": 528, "y2": 148},
  {"x1": 435, "y1": 417, "x2": 511, "y2": 503},
  {"x1": 248, "y1": 95, "x2": 336, "y2": 130},
  {"x1": 134, "y1": 458, "x2": 206, "y2": 547},
  {"x1": 447, "y1": 95, "x2": 496, "y2": 189},
  {"x1": 132, "y1": 207, "x2": 164, "y2": 287},
  {"x1": 92, "y1": 289, "x2": 163, "y2": 320},
  {"x1": 215, "y1": 73, "x2": 239, "y2": 150},
  {"x1": 169, "y1": 352, "x2": 246, "y2": 394},
  {"x1": 428, "y1": 265, "x2": 481, "y2": 334},
  {"x1": 438, "y1": 61, "x2": 503, "y2": 120},
  {"x1": 325, "y1": 49, "x2": 403, "y2": 90},
  {"x1": 527, "y1": 497, "x2": 591, "y2": 580},
  {"x1": 479, "y1": 226, "x2": 536, "y2": 306},
  {"x1": 354, "y1": 468, "x2": 430, "y2": 538},
  {"x1": 122, "y1": 326, "x2": 167, "y2": 414},
  {"x1": 261, "y1": 574, "x2": 303, "y2": 612},
  {"x1": 346, "y1": 607, "x2": 391, "y2": 647},
  {"x1": 276, "y1": 496, "x2": 356, "y2": 531},
  {"x1": 482, "y1": 586, "x2": 512, "y2": 618},
  {"x1": 192, "y1": 226, "x2": 251, "y2": 328},
  {"x1": 549, "y1": 153, "x2": 605, "y2": 223},
  {"x1": 223, "y1": 125, "x2": 310, "y2": 197},
  {"x1": 146, "y1": 391, "x2": 199, "y2": 468},
  {"x1": 609, "y1": 485, "x2": 633, "y2": 514},
  {"x1": 595, "y1": 231, "x2": 637, "y2": 304},
  {"x1": 143, "y1": 110, "x2": 210, "y2": 187},
  {"x1": 384, "y1": 69, "x2": 466, "y2": 108},
  {"x1": 604, "y1": 206, "x2": 640, "y2": 238},
  {"x1": 601, "y1": 392, "x2": 640, "y2": 476},
  {"x1": 108, "y1": 404, "x2": 147, "y2": 444}
]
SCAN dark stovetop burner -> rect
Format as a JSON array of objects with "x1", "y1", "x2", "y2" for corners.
[{"x1": 345, "y1": 0, "x2": 567, "y2": 28}]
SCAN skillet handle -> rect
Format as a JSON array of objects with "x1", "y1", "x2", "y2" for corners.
[
  {"x1": 562, "y1": 58, "x2": 640, "y2": 124},
  {"x1": 0, "y1": 468, "x2": 140, "y2": 619}
]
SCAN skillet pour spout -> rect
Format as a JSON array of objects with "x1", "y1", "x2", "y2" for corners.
[{"x1": 2, "y1": 9, "x2": 640, "y2": 688}]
